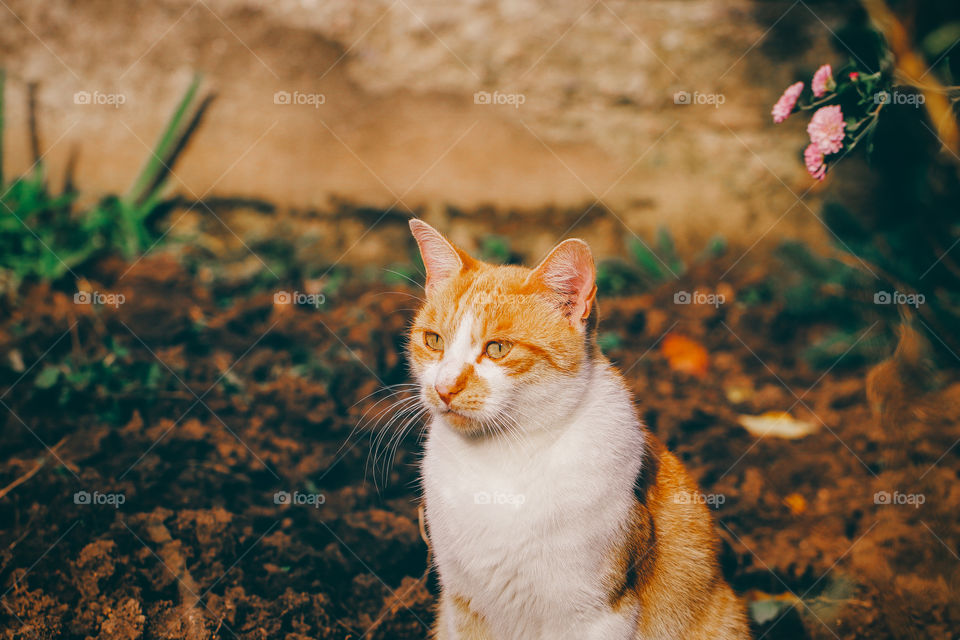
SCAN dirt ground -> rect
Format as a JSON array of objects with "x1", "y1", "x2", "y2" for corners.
[{"x1": 1, "y1": 246, "x2": 959, "y2": 639}]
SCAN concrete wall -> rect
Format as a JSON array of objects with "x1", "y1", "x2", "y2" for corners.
[{"x1": 0, "y1": 0, "x2": 848, "y2": 261}]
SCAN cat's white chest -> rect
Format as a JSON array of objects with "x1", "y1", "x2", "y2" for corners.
[{"x1": 422, "y1": 403, "x2": 643, "y2": 639}]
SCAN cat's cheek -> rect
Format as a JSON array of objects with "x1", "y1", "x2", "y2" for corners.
[
  {"x1": 474, "y1": 360, "x2": 511, "y2": 413},
  {"x1": 409, "y1": 345, "x2": 444, "y2": 379}
]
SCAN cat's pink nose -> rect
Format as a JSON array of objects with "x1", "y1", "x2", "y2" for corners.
[{"x1": 434, "y1": 381, "x2": 460, "y2": 406}]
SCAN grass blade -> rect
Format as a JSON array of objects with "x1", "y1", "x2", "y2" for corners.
[{"x1": 126, "y1": 74, "x2": 202, "y2": 205}]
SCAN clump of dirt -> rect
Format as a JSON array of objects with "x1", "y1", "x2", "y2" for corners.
[{"x1": 0, "y1": 251, "x2": 958, "y2": 639}]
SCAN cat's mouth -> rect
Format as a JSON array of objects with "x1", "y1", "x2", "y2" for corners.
[{"x1": 438, "y1": 407, "x2": 483, "y2": 432}]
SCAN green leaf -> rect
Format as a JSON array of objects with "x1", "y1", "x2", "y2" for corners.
[
  {"x1": 0, "y1": 68, "x2": 5, "y2": 186},
  {"x1": 480, "y1": 234, "x2": 512, "y2": 264},
  {"x1": 922, "y1": 23, "x2": 960, "y2": 58},
  {"x1": 144, "y1": 362, "x2": 162, "y2": 389},
  {"x1": 656, "y1": 227, "x2": 684, "y2": 273},
  {"x1": 597, "y1": 331, "x2": 622, "y2": 353},
  {"x1": 34, "y1": 365, "x2": 61, "y2": 389},
  {"x1": 628, "y1": 237, "x2": 664, "y2": 280},
  {"x1": 126, "y1": 74, "x2": 202, "y2": 205},
  {"x1": 749, "y1": 598, "x2": 795, "y2": 626}
]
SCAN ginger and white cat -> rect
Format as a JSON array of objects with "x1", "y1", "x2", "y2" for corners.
[{"x1": 407, "y1": 219, "x2": 750, "y2": 640}]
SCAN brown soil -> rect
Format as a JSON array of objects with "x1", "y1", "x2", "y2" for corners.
[{"x1": 1, "y1": 251, "x2": 958, "y2": 639}]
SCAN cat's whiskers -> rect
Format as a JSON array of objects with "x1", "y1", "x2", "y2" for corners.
[
  {"x1": 351, "y1": 382, "x2": 420, "y2": 410},
  {"x1": 497, "y1": 411, "x2": 531, "y2": 452},
  {"x1": 339, "y1": 385, "x2": 420, "y2": 460},
  {"x1": 347, "y1": 383, "x2": 420, "y2": 446},
  {"x1": 367, "y1": 395, "x2": 429, "y2": 489},
  {"x1": 375, "y1": 400, "x2": 422, "y2": 471},
  {"x1": 366, "y1": 395, "x2": 421, "y2": 458},
  {"x1": 379, "y1": 405, "x2": 429, "y2": 488},
  {"x1": 477, "y1": 409, "x2": 525, "y2": 456},
  {"x1": 381, "y1": 268, "x2": 428, "y2": 295},
  {"x1": 383, "y1": 405, "x2": 428, "y2": 486},
  {"x1": 365, "y1": 395, "x2": 422, "y2": 475}
]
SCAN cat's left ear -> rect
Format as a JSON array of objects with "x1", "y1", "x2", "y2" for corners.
[{"x1": 527, "y1": 239, "x2": 597, "y2": 328}]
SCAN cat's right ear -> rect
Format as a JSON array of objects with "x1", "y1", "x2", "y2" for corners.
[{"x1": 409, "y1": 219, "x2": 472, "y2": 294}]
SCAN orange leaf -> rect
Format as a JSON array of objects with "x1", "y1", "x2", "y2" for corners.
[
  {"x1": 783, "y1": 492, "x2": 807, "y2": 515},
  {"x1": 660, "y1": 333, "x2": 709, "y2": 377}
]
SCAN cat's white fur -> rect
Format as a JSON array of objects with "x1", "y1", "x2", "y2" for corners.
[{"x1": 419, "y1": 309, "x2": 648, "y2": 640}]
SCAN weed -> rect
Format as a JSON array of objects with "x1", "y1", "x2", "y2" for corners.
[{"x1": 0, "y1": 73, "x2": 210, "y2": 282}]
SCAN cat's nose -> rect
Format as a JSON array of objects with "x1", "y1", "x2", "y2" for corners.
[{"x1": 434, "y1": 381, "x2": 460, "y2": 406}]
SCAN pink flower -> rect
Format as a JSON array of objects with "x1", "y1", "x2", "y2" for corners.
[
  {"x1": 812, "y1": 64, "x2": 834, "y2": 97},
  {"x1": 849, "y1": 72, "x2": 859, "y2": 81},
  {"x1": 772, "y1": 81, "x2": 804, "y2": 123},
  {"x1": 807, "y1": 105, "x2": 846, "y2": 154},
  {"x1": 804, "y1": 143, "x2": 826, "y2": 180}
]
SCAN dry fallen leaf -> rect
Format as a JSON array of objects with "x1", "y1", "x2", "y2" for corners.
[
  {"x1": 737, "y1": 411, "x2": 818, "y2": 439},
  {"x1": 783, "y1": 492, "x2": 808, "y2": 515},
  {"x1": 725, "y1": 384, "x2": 753, "y2": 404},
  {"x1": 660, "y1": 333, "x2": 709, "y2": 377}
]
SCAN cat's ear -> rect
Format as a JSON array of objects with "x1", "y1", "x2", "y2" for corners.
[
  {"x1": 527, "y1": 239, "x2": 597, "y2": 327},
  {"x1": 409, "y1": 219, "x2": 473, "y2": 294}
]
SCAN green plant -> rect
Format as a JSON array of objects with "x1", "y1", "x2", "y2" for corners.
[
  {"x1": 596, "y1": 228, "x2": 725, "y2": 296},
  {"x1": 596, "y1": 331, "x2": 622, "y2": 353},
  {"x1": 0, "y1": 73, "x2": 210, "y2": 282},
  {"x1": 0, "y1": 165, "x2": 85, "y2": 281},
  {"x1": 31, "y1": 337, "x2": 170, "y2": 425},
  {"x1": 479, "y1": 234, "x2": 520, "y2": 264},
  {"x1": 764, "y1": 241, "x2": 892, "y2": 370}
]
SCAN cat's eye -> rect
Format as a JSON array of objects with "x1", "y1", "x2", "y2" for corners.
[
  {"x1": 485, "y1": 340, "x2": 512, "y2": 359},
  {"x1": 424, "y1": 331, "x2": 444, "y2": 351}
]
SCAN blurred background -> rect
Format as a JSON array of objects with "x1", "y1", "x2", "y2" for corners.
[{"x1": 1, "y1": 0, "x2": 959, "y2": 638}]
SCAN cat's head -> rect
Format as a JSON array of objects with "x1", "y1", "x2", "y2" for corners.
[{"x1": 407, "y1": 219, "x2": 598, "y2": 437}]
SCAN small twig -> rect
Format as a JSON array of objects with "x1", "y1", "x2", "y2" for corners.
[
  {"x1": 806, "y1": 596, "x2": 872, "y2": 607},
  {"x1": 417, "y1": 504, "x2": 430, "y2": 550},
  {"x1": 63, "y1": 144, "x2": 79, "y2": 195},
  {"x1": 0, "y1": 517, "x2": 35, "y2": 573},
  {"x1": 211, "y1": 615, "x2": 224, "y2": 638},
  {"x1": 0, "y1": 69, "x2": 5, "y2": 187},
  {"x1": 26, "y1": 81, "x2": 40, "y2": 167},
  {"x1": 842, "y1": 107, "x2": 883, "y2": 153},
  {"x1": 0, "y1": 436, "x2": 68, "y2": 500},
  {"x1": 69, "y1": 317, "x2": 83, "y2": 361},
  {"x1": 7, "y1": 524, "x2": 33, "y2": 551}
]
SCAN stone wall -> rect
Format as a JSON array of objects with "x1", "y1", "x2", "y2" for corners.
[{"x1": 0, "y1": 0, "x2": 851, "y2": 261}]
